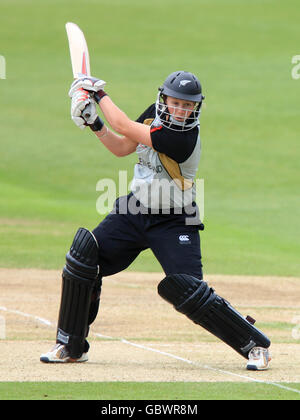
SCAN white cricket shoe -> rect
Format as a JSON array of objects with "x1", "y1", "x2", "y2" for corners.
[
  {"x1": 40, "y1": 343, "x2": 88, "y2": 363},
  {"x1": 246, "y1": 347, "x2": 271, "y2": 371}
]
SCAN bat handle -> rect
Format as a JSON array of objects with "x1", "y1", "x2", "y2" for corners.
[
  {"x1": 81, "y1": 103, "x2": 93, "y2": 122},
  {"x1": 81, "y1": 91, "x2": 100, "y2": 122}
]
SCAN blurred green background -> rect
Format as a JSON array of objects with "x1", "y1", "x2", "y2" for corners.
[{"x1": 0, "y1": 0, "x2": 299, "y2": 276}]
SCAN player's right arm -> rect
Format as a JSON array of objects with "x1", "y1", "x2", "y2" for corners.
[{"x1": 94, "y1": 126, "x2": 137, "y2": 157}]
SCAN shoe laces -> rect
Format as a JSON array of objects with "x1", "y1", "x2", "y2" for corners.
[{"x1": 249, "y1": 347, "x2": 267, "y2": 360}]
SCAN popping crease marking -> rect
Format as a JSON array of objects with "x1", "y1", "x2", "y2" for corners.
[
  {"x1": 94, "y1": 333, "x2": 300, "y2": 396},
  {"x1": 0, "y1": 306, "x2": 53, "y2": 327},
  {"x1": 1, "y1": 306, "x2": 300, "y2": 396}
]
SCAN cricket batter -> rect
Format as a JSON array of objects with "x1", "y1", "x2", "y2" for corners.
[{"x1": 40, "y1": 71, "x2": 271, "y2": 370}]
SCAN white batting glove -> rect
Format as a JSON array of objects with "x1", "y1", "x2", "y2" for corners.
[
  {"x1": 70, "y1": 88, "x2": 98, "y2": 130},
  {"x1": 69, "y1": 75, "x2": 106, "y2": 98}
]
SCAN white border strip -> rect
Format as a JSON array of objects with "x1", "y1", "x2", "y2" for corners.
[{"x1": 1, "y1": 306, "x2": 300, "y2": 396}]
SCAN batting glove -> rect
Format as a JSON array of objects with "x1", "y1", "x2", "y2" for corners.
[
  {"x1": 69, "y1": 75, "x2": 107, "y2": 103},
  {"x1": 71, "y1": 88, "x2": 99, "y2": 130}
]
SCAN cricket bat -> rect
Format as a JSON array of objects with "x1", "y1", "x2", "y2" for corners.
[{"x1": 65, "y1": 22, "x2": 93, "y2": 121}]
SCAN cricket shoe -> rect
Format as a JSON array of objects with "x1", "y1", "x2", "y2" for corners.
[
  {"x1": 246, "y1": 347, "x2": 271, "y2": 371},
  {"x1": 40, "y1": 343, "x2": 88, "y2": 363}
]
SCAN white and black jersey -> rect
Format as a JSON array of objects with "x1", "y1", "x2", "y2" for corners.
[{"x1": 130, "y1": 104, "x2": 201, "y2": 210}]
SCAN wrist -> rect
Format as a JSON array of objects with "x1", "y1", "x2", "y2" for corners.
[
  {"x1": 89, "y1": 116, "x2": 104, "y2": 132},
  {"x1": 98, "y1": 126, "x2": 109, "y2": 138},
  {"x1": 94, "y1": 90, "x2": 108, "y2": 104}
]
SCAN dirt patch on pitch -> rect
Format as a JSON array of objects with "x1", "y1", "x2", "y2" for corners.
[{"x1": 0, "y1": 268, "x2": 300, "y2": 383}]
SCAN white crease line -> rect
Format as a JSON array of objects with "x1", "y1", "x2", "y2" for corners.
[
  {"x1": 0, "y1": 306, "x2": 54, "y2": 327},
  {"x1": 1, "y1": 306, "x2": 299, "y2": 396},
  {"x1": 95, "y1": 333, "x2": 300, "y2": 396}
]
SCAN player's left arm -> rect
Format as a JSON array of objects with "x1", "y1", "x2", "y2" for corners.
[
  {"x1": 98, "y1": 95, "x2": 198, "y2": 163},
  {"x1": 98, "y1": 95, "x2": 153, "y2": 148},
  {"x1": 69, "y1": 76, "x2": 152, "y2": 147},
  {"x1": 68, "y1": 77, "x2": 152, "y2": 155}
]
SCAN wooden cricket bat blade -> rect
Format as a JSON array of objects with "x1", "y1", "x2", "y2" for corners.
[
  {"x1": 65, "y1": 22, "x2": 93, "y2": 121},
  {"x1": 65, "y1": 22, "x2": 91, "y2": 78}
]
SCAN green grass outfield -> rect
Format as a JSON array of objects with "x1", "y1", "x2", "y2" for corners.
[
  {"x1": 0, "y1": 0, "x2": 299, "y2": 276},
  {"x1": 0, "y1": 0, "x2": 299, "y2": 401},
  {"x1": 1, "y1": 382, "x2": 300, "y2": 400}
]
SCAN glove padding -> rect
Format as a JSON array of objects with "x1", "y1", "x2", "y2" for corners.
[
  {"x1": 71, "y1": 88, "x2": 98, "y2": 130},
  {"x1": 69, "y1": 75, "x2": 106, "y2": 98}
]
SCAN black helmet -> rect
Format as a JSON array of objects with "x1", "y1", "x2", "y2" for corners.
[
  {"x1": 160, "y1": 71, "x2": 204, "y2": 103},
  {"x1": 155, "y1": 71, "x2": 204, "y2": 131}
]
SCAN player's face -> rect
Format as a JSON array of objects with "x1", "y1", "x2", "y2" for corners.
[{"x1": 165, "y1": 96, "x2": 195, "y2": 122}]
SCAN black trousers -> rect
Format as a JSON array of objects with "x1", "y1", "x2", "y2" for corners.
[{"x1": 92, "y1": 193, "x2": 203, "y2": 280}]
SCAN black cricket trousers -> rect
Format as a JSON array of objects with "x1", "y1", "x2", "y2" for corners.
[{"x1": 92, "y1": 193, "x2": 203, "y2": 280}]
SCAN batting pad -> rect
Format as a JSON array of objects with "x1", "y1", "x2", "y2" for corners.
[
  {"x1": 158, "y1": 274, "x2": 271, "y2": 359},
  {"x1": 57, "y1": 228, "x2": 100, "y2": 358}
]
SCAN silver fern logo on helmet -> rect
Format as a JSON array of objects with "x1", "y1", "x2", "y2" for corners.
[
  {"x1": 155, "y1": 71, "x2": 204, "y2": 132},
  {"x1": 179, "y1": 80, "x2": 192, "y2": 87}
]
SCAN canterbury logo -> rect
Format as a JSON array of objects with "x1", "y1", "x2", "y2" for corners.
[
  {"x1": 179, "y1": 80, "x2": 192, "y2": 87},
  {"x1": 179, "y1": 235, "x2": 190, "y2": 242}
]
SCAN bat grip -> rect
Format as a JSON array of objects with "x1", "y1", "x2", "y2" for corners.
[
  {"x1": 81, "y1": 103, "x2": 93, "y2": 122},
  {"x1": 81, "y1": 91, "x2": 101, "y2": 122}
]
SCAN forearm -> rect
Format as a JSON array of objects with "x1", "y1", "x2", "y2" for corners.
[
  {"x1": 98, "y1": 96, "x2": 152, "y2": 147},
  {"x1": 99, "y1": 96, "x2": 131, "y2": 136},
  {"x1": 68, "y1": 75, "x2": 151, "y2": 148},
  {"x1": 94, "y1": 125, "x2": 137, "y2": 157}
]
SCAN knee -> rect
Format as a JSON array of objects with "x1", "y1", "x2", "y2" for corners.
[{"x1": 64, "y1": 227, "x2": 100, "y2": 283}]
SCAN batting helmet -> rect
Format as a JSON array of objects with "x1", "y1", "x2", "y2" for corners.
[
  {"x1": 160, "y1": 71, "x2": 204, "y2": 103},
  {"x1": 155, "y1": 71, "x2": 205, "y2": 131}
]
